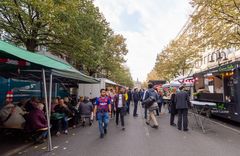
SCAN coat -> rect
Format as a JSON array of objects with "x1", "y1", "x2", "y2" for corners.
[
  {"x1": 174, "y1": 90, "x2": 190, "y2": 109},
  {"x1": 143, "y1": 88, "x2": 159, "y2": 111},
  {"x1": 0, "y1": 103, "x2": 25, "y2": 129},
  {"x1": 114, "y1": 94, "x2": 126, "y2": 108},
  {"x1": 133, "y1": 91, "x2": 140, "y2": 102},
  {"x1": 25, "y1": 108, "x2": 47, "y2": 132},
  {"x1": 170, "y1": 93, "x2": 177, "y2": 114},
  {"x1": 79, "y1": 101, "x2": 93, "y2": 116}
]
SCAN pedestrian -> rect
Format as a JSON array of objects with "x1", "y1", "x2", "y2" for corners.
[
  {"x1": 93, "y1": 89, "x2": 111, "y2": 138},
  {"x1": 175, "y1": 86, "x2": 191, "y2": 131},
  {"x1": 142, "y1": 89, "x2": 148, "y2": 119},
  {"x1": 114, "y1": 88, "x2": 126, "y2": 130},
  {"x1": 79, "y1": 96, "x2": 93, "y2": 126},
  {"x1": 154, "y1": 88, "x2": 163, "y2": 116},
  {"x1": 143, "y1": 84, "x2": 159, "y2": 129},
  {"x1": 170, "y1": 88, "x2": 177, "y2": 126},
  {"x1": 126, "y1": 89, "x2": 132, "y2": 114},
  {"x1": 110, "y1": 89, "x2": 116, "y2": 118},
  {"x1": 133, "y1": 88, "x2": 140, "y2": 117}
]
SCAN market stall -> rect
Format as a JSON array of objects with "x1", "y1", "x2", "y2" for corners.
[{"x1": 0, "y1": 40, "x2": 98, "y2": 151}]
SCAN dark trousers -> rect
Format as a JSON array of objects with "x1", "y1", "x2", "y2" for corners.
[
  {"x1": 177, "y1": 109, "x2": 188, "y2": 130},
  {"x1": 144, "y1": 107, "x2": 147, "y2": 119},
  {"x1": 116, "y1": 108, "x2": 125, "y2": 127},
  {"x1": 133, "y1": 101, "x2": 138, "y2": 116},
  {"x1": 170, "y1": 113, "x2": 175, "y2": 125},
  {"x1": 126, "y1": 101, "x2": 130, "y2": 114},
  {"x1": 156, "y1": 103, "x2": 162, "y2": 116}
]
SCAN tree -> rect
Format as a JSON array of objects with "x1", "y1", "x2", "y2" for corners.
[
  {"x1": 191, "y1": 0, "x2": 240, "y2": 50},
  {"x1": 0, "y1": 0, "x2": 133, "y2": 86},
  {"x1": 0, "y1": 0, "x2": 80, "y2": 51}
]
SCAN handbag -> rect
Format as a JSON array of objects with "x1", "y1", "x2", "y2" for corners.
[{"x1": 142, "y1": 96, "x2": 156, "y2": 108}]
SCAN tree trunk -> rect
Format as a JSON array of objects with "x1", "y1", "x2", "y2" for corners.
[{"x1": 25, "y1": 39, "x2": 37, "y2": 52}]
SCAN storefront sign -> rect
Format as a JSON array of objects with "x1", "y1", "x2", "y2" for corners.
[
  {"x1": 218, "y1": 64, "x2": 235, "y2": 72},
  {"x1": 0, "y1": 58, "x2": 30, "y2": 66}
]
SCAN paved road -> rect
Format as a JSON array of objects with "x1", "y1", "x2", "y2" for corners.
[{"x1": 14, "y1": 106, "x2": 240, "y2": 156}]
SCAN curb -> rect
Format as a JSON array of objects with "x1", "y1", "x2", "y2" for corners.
[{"x1": 2, "y1": 143, "x2": 33, "y2": 156}]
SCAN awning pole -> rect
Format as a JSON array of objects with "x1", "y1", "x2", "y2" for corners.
[
  {"x1": 42, "y1": 69, "x2": 53, "y2": 151},
  {"x1": 49, "y1": 72, "x2": 53, "y2": 117}
]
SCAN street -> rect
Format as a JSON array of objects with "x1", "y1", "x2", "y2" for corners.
[{"x1": 14, "y1": 106, "x2": 240, "y2": 156}]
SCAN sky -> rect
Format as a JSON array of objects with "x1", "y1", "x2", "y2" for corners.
[{"x1": 94, "y1": 0, "x2": 194, "y2": 82}]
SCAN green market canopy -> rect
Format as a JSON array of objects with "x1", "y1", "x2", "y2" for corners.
[{"x1": 0, "y1": 40, "x2": 98, "y2": 83}]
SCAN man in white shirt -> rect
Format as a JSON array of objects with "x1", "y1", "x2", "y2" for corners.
[{"x1": 114, "y1": 89, "x2": 126, "y2": 130}]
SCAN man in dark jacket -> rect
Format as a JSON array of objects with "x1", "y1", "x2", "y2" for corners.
[
  {"x1": 133, "y1": 88, "x2": 140, "y2": 117},
  {"x1": 170, "y1": 88, "x2": 177, "y2": 126},
  {"x1": 114, "y1": 88, "x2": 126, "y2": 130},
  {"x1": 175, "y1": 86, "x2": 191, "y2": 131}
]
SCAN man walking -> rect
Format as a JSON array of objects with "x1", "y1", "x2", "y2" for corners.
[
  {"x1": 143, "y1": 84, "x2": 159, "y2": 129},
  {"x1": 126, "y1": 89, "x2": 132, "y2": 114},
  {"x1": 175, "y1": 86, "x2": 191, "y2": 131},
  {"x1": 94, "y1": 89, "x2": 111, "y2": 138},
  {"x1": 114, "y1": 88, "x2": 126, "y2": 130},
  {"x1": 133, "y1": 88, "x2": 140, "y2": 117}
]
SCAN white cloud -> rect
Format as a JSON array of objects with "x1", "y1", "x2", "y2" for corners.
[{"x1": 94, "y1": 0, "x2": 193, "y2": 81}]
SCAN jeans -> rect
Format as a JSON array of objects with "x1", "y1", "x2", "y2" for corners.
[
  {"x1": 126, "y1": 101, "x2": 130, "y2": 114},
  {"x1": 177, "y1": 109, "x2": 188, "y2": 130},
  {"x1": 97, "y1": 112, "x2": 109, "y2": 134},
  {"x1": 56, "y1": 116, "x2": 68, "y2": 132},
  {"x1": 133, "y1": 101, "x2": 138, "y2": 116},
  {"x1": 170, "y1": 113, "x2": 175, "y2": 125},
  {"x1": 116, "y1": 108, "x2": 125, "y2": 127}
]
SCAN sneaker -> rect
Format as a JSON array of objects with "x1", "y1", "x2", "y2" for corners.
[
  {"x1": 183, "y1": 129, "x2": 189, "y2": 132},
  {"x1": 104, "y1": 129, "x2": 107, "y2": 134},
  {"x1": 122, "y1": 127, "x2": 125, "y2": 131},
  {"x1": 56, "y1": 131, "x2": 61, "y2": 136},
  {"x1": 152, "y1": 125, "x2": 159, "y2": 129},
  {"x1": 64, "y1": 130, "x2": 68, "y2": 135},
  {"x1": 100, "y1": 133, "x2": 104, "y2": 139},
  {"x1": 146, "y1": 122, "x2": 150, "y2": 125}
]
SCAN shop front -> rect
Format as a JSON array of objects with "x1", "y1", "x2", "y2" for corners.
[{"x1": 193, "y1": 62, "x2": 240, "y2": 122}]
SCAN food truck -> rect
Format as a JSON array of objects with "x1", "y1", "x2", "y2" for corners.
[{"x1": 193, "y1": 61, "x2": 240, "y2": 122}]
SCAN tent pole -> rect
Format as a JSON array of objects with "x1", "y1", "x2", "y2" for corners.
[
  {"x1": 49, "y1": 72, "x2": 53, "y2": 117},
  {"x1": 42, "y1": 69, "x2": 53, "y2": 151}
]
